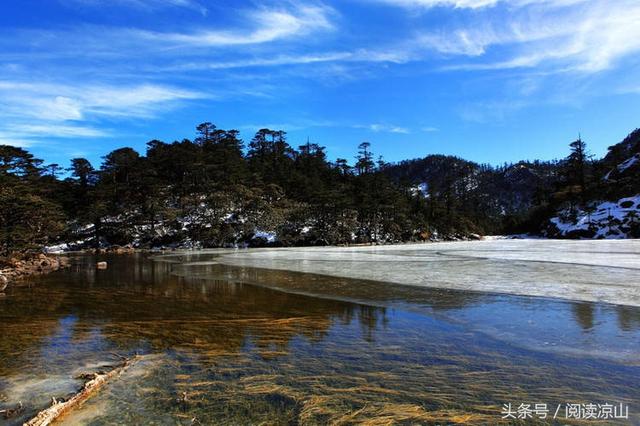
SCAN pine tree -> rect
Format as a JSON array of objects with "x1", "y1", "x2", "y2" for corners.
[{"x1": 565, "y1": 136, "x2": 592, "y2": 204}]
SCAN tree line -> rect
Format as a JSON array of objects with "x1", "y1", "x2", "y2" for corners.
[{"x1": 1, "y1": 123, "x2": 638, "y2": 257}]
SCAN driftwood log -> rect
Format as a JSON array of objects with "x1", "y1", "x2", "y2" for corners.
[{"x1": 24, "y1": 355, "x2": 140, "y2": 426}]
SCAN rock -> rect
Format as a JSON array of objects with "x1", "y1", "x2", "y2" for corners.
[
  {"x1": 97, "y1": 261, "x2": 108, "y2": 269},
  {"x1": 0, "y1": 254, "x2": 70, "y2": 285},
  {"x1": 0, "y1": 274, "x2": 8, "y2": 292},
  {"x1": 107, "y1": 245, "x2": 135, "y2": 254}
]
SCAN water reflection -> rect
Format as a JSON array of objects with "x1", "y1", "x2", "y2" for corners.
[
  {"x1": 161, "y1": 251, "x2": 640, "y2": 347},
  {"x1": 572, "y1": 303, "x2": 596, "y2": 331},
  {"x1": 0, "y1": 254, "x2": 638, "y2": 425},
  {"x1": 617, "y1": 305, "x2": 640, "y2": 331}
]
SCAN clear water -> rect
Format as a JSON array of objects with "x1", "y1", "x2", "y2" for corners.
[{"x1": 0, "y1": 253, "x2": 639, "y2": 425}]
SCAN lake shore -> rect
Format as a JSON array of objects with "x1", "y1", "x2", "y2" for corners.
[{"x1": 0, "y1": 254, "x2": 70, "y2": 289}]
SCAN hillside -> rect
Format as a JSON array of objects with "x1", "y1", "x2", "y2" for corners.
[
  {"x1": 545, "y1": 129, "x2": 640, "y2": 238},
  {"x1": 384, "y1": 129, "x2": 640, "y2": 239}
]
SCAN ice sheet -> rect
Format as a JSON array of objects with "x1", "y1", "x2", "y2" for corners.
[{"x1": 215, "y1": 239, "x2": 640, "y2": 307}]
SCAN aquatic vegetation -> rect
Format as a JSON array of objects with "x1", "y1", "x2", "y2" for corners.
[{"x1": 0, "y1": 254, "x2": 639, "y2": 424}]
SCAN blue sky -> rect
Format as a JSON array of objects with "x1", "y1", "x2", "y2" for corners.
[{"x1": 1, "y1": 0, "x2": 639, "y2": 168}]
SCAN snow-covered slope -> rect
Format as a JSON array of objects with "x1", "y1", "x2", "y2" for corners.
[
  {"x1": 546, "y1": 195, "x2": 640, "y2": 239},
  {"x1": 604, "y1": 153, "x2": 640, "y2": 181}
]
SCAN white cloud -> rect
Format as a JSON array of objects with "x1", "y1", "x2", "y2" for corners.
[
  {"x1": 418, "y1": 0, "x2": 640, "y2": 73},
  {"x1": 373, "y1": 0, "x2": 499, "y2": 8},
  {"x1": 459, "y1": 99, "x2": 529, "y2": 123},
  {"x1": 238, "y1": 120, "x2": 412, "y2": 135},
  {"x1": 81, "y1": 85, "x2": 204, "y2": 117},
  {"x1": 0, "y1": 81, "x2": 203, "y2": 145},
  {"x1": 36, "y1": 96, "x2": 84, "y2": 121},
  {"x1": 137, "y1": 4, "x2": 335, "y2": 47},
  {"x1": 0, "y1": 136, "x2": 35, "y2": 148},
  {"x1": 0, "y1": 123, "x2": 109, "y2": 148},
  {"x1": 176, "y1": 52, "x2": 354, "y2": 70},
  {"x1": 354, "y1": 124, "x2": 410, "y2": 134},
  {"x1": 0, "y1": 81, "x2": 203, "y2": 121},
  {"x1": 173, "y1": 47, "x2": 411, "y2": 71},
  {"x1": 373, "y1": 0, "x2": 586, "y2": 9},
  {"x1": 6, "y1": 124, "x2": 109, "y2": 138},
  {"x1": 2, "y1": 2, "x2": 337, "y2": 64}
]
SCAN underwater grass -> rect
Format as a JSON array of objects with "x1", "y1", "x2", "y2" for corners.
[{"x1": 1, "y1": 255, "x2": 639, "y2": 424}]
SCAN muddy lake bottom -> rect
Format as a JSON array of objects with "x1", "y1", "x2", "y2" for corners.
[{"x1": 1, "y1": 253, "x2": 639, "y2": 425}]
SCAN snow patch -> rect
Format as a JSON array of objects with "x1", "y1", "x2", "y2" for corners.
[
  {"x1": 604, "y1": 154, "x2": 640, "y2": 181},
  {"x1": 618, "y1": 154, "x2": 640, "y2": 173},
  {"x1": 252, "y1": 230, "x2": 277, "y2": 243},
  {"x1": 410, "y1": 182, "x2": 429, "y2": 197},
  {"x1": 548, "y1": 195, "x2": 640, "y2": 239}
]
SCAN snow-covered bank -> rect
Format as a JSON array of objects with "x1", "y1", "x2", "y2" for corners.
[
  {"x1": 214, "y1": 239, "x2": 640, "y2": 307},
  {"x1": 547, "y1": 195, "x2": 640, "y2": 239}
]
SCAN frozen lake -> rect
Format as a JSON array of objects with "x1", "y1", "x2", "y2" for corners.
[{"x1": 214, "y1": 239, "x2": 640, "y2": 307}]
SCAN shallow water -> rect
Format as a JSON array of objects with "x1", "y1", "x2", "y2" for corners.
[{"x1": 0, "y1": 253, "x2": 639, "y2": 424}]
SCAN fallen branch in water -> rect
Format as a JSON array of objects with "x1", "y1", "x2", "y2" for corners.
[
  {"x1": 24, "y1": 354, "x2": 140, "y2": 426},
  {"x1": 1, "y1": 401, "x2": 24, "y2": 420}
]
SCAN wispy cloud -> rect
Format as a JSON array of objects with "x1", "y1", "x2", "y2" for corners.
[
  {"x1": 458, "y1": 99, "x2": 529, "y2": 123},
  {"x1": 1, "y1": 3, "x2": 337, "y2": 63},
  {"x1": 62, "y1": 0, "x2": 209, "y2": 16},
  {"x1": 1, "y1": 0, "x2": 637, "y2": 157},
  {"x1": 172, "y1": 47, "x2": 411, "y2": 71},
  {"x1": 0, "y1": 123, "x2": 109, "y2": 149},
  {"x1": 0, "y1": 81, "x2": 203, "y2": 121},
  {"x1": 0, "y1": 135, "x2": 36, "y2": 148},
  {"x1": 5, "y1": 124, "x2": 110, "y2": 138},
  {"x1": 372, "y1": 0, "x2": 586, "y2": 10},
  {"x1": 238, "y1": 120, "x2": 411, "y2": 135},
  {"x1": 0, "y1": 2, "x2": 343, "y2": 147},
  {"x1": 173, "y1": 52, "x2": 353, "y2": 71},
  {"x1": 419, "y1": 0, "x2": 640, "y2": 73},
  {"x1": 0, "y1": 81, "x2": 203, "y2": 146},
  {"x1": 372, "y1": 0, "x2": 499, "y2": 8},
  {"x1": 136, "y1": 4, "x2": 335, "y2": 47},
  {"x1": 354, "y1": 124, "x2": 411, "y2": 134}
]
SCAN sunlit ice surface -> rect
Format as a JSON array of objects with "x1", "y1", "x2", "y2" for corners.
[
  {"x1": 205, "y1": 239, "x2": 640, "y2": 307},
  {"x1": 0, "y1": 248, "x2": 638, "y2": 424}
]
